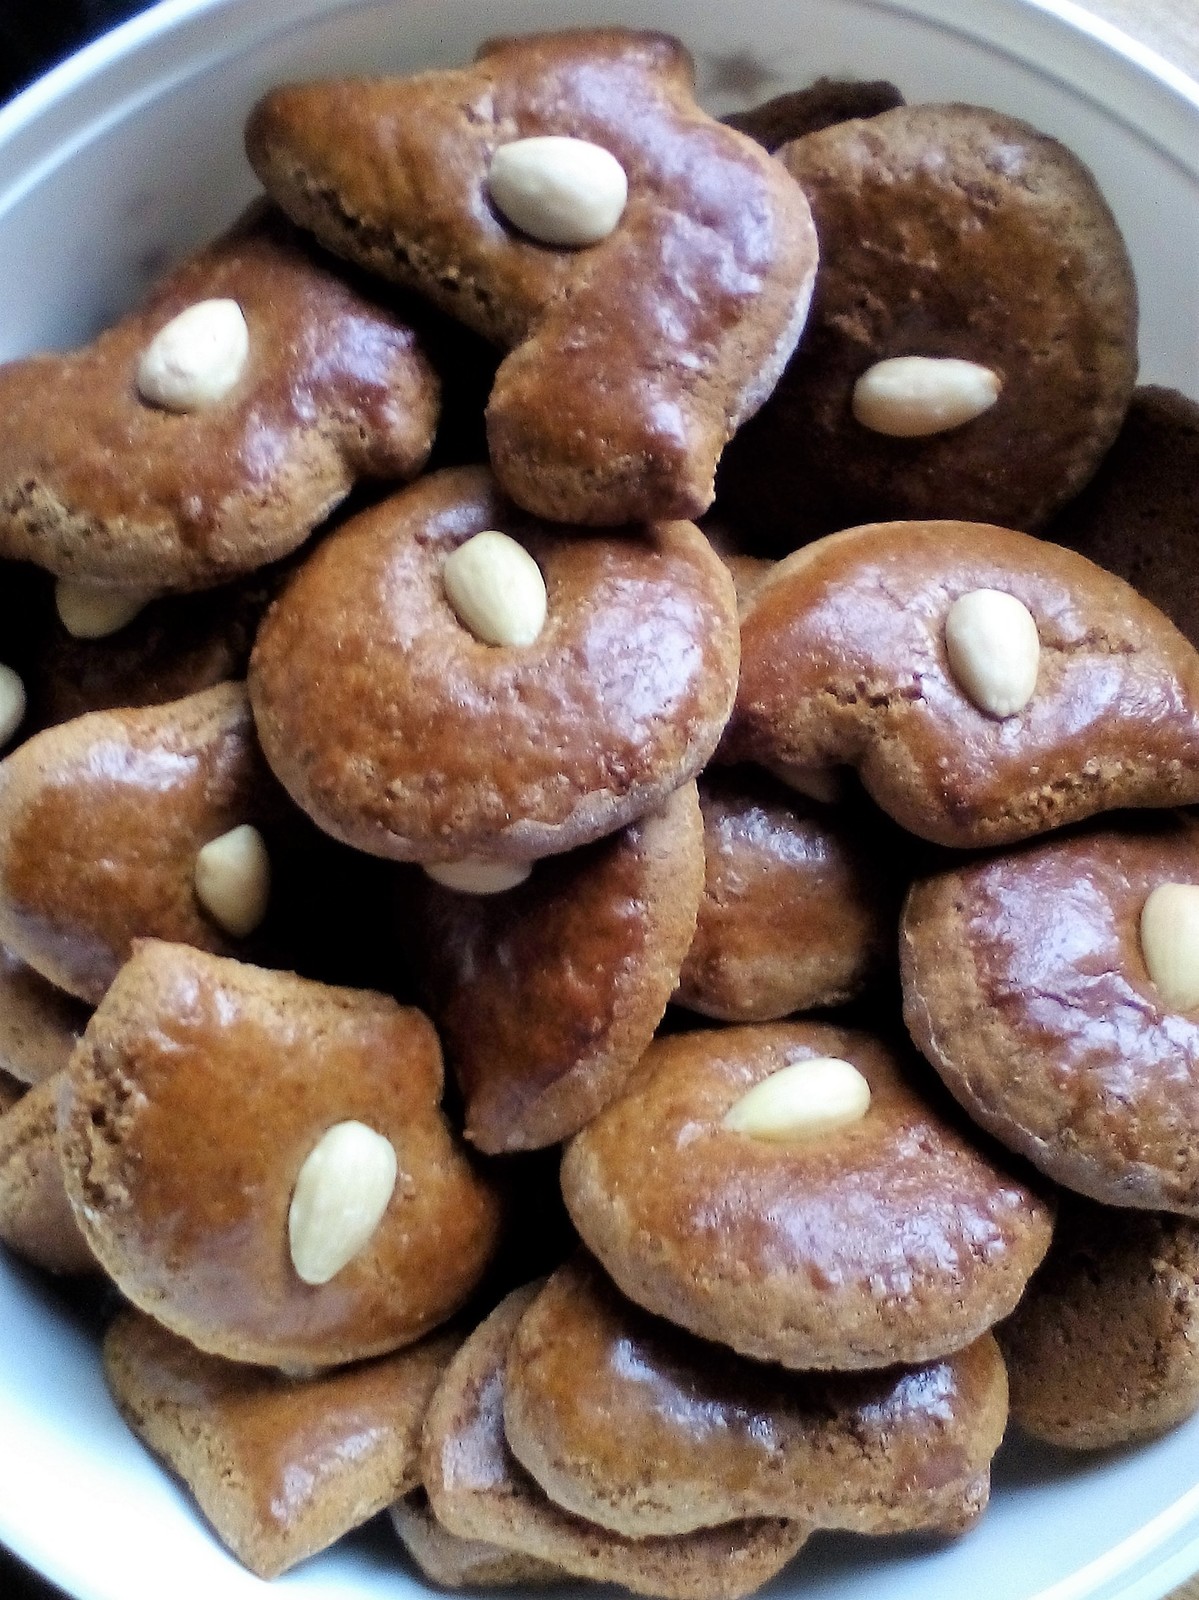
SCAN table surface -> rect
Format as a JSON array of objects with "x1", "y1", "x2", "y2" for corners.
[{"x1": 0, "y1": 0, "x2": 1198, "y2": 1596}]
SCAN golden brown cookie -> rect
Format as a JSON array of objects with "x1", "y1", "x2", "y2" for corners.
[
  {"x1": 250, "y1": 466, "x2": 739, "y2": 865},
  {"x1": 0, "y1": 683, "x2": 283, "y2": 1002},
  {"x1": 390, "y1": 1492, "x2": 564, "y2": 1589},
  {"x1": 246, "y1": 28, "x2": 818, "y2": 526},
  {"x1": 504, "y1": 1255, "x2": 1007, "y2": 1537},
  {"x1": 59, "y1": 942, "x2": 501, "y2": 1367},
  {"x1": 724, "y1": 77, "x2": 904, "y2": 152},
  {"x1": 0, "y1": 205, "x2": 437, "y2": 592},
  {"x1": 421, "y1": 1285, "x2": 811, "y2": 1600},
  {"x1": 1050, "y1": 387, "x2": 1199, "y2": 653},
  {"x1": 718, "y1": 104, "x2": 1137, "y2": 548},
  {"x1": 675, "y1": 770, "x2": 894, "y2": 1021},
  {"x1": 417, "y1": 783, "x2": 703, "y2": 1154},
  {"x1": 103, "y1": 1307, "x2": 460, "y2": 1577},
  {"x1": 724, "y1": 520, "x2": 1199, "y2": 849},
  {"x1": 0, "y1": 944, "x2": 88, "y2": 1084},
  {"x1": 561, "y1": 1022, "x2": 1053, "y2": 1369},
  {"x1": 901, "y1": 816, "x2": 1199, "y2": 1213},
  {"x1": 997, "y1": 1198, "x2": 1199, "y2": 1449},
  {"x1": 0, "y1": 1072, "x2": 95, "y2": 1275}
]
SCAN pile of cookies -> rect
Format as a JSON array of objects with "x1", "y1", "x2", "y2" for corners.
[{"x1": 2, "y1": 22, "x2": 1199, "y2": 1595}]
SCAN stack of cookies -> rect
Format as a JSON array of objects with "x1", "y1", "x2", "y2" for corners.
[{"x1": 1, "y1": 21, "x2": 1198, "y2": 1595}]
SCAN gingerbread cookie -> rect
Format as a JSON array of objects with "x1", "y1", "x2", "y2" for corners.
[
  {"x1": 724, "y1": 520, "x2": 1199, "y2": 849},
  {"x1": 421, "y1": 1284, "x2": 811, "y2": 1600},
  {"x1": 1051, "y1": 387, "x2": 1199, "y2": 653},
  {"x1": 104, "y1": 1307, "x2": 460, "y2": 1577},
  {"x1": 561, "y1": 1022, "x2": 1053, "y2": 1369},
  {"x1": 417, "y1": 782, "x2": 704, "y2": 1153},
  {"x1": 0, "y1": 1072, "x2": 95, "y2": 1276},
  {"x1": 60, "y1": 942, "x2": 501, "y2": 1367},
  {"x1": 0, "y1": 683, "x2": 283, "y2": 1002},
  {"x1": 0, "y1": 204, "x2": 437, "y2": 592},
  {"x1": 675, "y1": 769, "x2": 893, "y2": 1021},
  {"x1": 0, "y1": 944, "x2": 88, "y2": 1085},
  {"x1": 901, "y1": 816, "x2": 1199, "y2": 1213},
  {"x1": 718, "y1": 103, "x2": 1137, "y2": 548},
  {"x1": 998, "y1": 1197, "x2": 1199, "y2": 1450},
  {"x1": 250, "y1": 467, "x2": 739, "y2": 865},
  {"x1": 504, "y1": 1255, "x2": 1007, "y2": 1537},
  {"x1": 246, "y1": 28, "x2": 818, "y2": 526},
  {"x1": 724, "y1": 77, "x2": 904, "y2": 152}
]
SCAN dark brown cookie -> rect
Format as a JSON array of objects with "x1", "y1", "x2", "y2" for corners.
[
  {"x1": 901, "y1": 816, "x2": 1199, "y2": 1213},
  {"x1": 0, "y1": 205, "x2": 438, "y2": 591},
  {"x1": 246, "y1": 28, "x2": 818, "y2": 526},
  {"x1": 561, "y1": 1022, "x2": 1053, "y2": 1369},
  {"x1": 998, "y1": 1197, "x2": 1199, "y2": 1449},
  {"x1": 724, "y1": 520, "x2": 1199, "y2": 849},
  {"x1": 0, "y1": 944, "x2": 88, "y2": 1085},
  {"x1": 249, "y1": 466, "x2": 739, "y2": 865},
  {"x1": 104, "y1": 1307, "x2": 460, "y2": 1577},
  {"x1": 504, "y1": 1255, "x2": 1006, "y2": 1536},
  {"x1": 1050, "y1": 387, "x2": 1199, "y2": 652},
  {"x1": 675, "y1": 769, "x2": 894, "y2": 1021},
  {"x1": 59, "y1": 942, "x2": 501, "y2": 1367},
  {"x1": 724, "y1": 77, "x2": 904, "y2": 152},
  {"x1": 718, "y1": 104, "x2": 1137, "y2": 548},
  {"x1": 418, "y1": 783, "x2": 704, "y2": 1153}
]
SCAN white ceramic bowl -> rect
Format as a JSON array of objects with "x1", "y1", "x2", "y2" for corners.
[{"x1": 1, "y1": 2, "x2": 1198, "y2": 1598}]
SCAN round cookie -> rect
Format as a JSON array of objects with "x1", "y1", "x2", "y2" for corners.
[
  {"x1": 417, "y1": 783, "x2": 704, "y2": 1153},
  {"x1": 997, "y1": 1197, "x2": 1199, "y2": 1450},
  {"x1": 560, "y1": 1022, "x2": 1054, "y2": 1369},
  {"x1": 1050, "y1": 386, "x2": 1199, "y2": 653},
  {"x1": 247, "y1": 28, "x2": 819, "y2": 527},
  {"x1": 59, "y1": 941, "x2": 501, "y2": 1368},
  {"x1": 390, "y1": 1493, "x2": 565, "y2": 1590},
  {"x1": 901, "y1": 816, "x2": 1199, "y2": 1214},
  {"x1": 675, "y1": 769, "x2": 894, "y2": 1022},
  {"x1": 103, "y1": 1308, "x2": 461, "y2": 1578},
  {"x1": 250, "y1": 466, "x2": 739, "y2": 865},
  {"x1": 0, "y1": 682, "x2": 284, "y2": 1003},
  {"x1": 504, "y1": 1255, "x2": 1008, "y2": 1537},
  {"x1": 724, "y1": 520, "x2": 1199, "y2": 849},
  {"x1": 0, "y1": 204, "x2": 438, "y2": 592},
  {"x1": 717, "y1": 103, "x2": 1137, "y2": 548},
  {"x1": 421, "y1": 1284, "x2": 811, "y2": 1600}
]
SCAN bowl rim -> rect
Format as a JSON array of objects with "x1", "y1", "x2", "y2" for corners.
[{"x1": 1, "y1": 3, "x2": 1199, "y2": 1600}]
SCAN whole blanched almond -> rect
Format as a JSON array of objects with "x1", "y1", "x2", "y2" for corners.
[
  {"x1": 442, "y1": 530, "x2": 547, "y2": 647},
  {"x1": 488, "y1": 136, "x2": 628, "y2": 247},
  {"x1": 136, "y1": 297, "x2": 250, "y2": 412},
  {"x1": 194, "y1": 824, "x2": 271, "y2": 938},
  {"x1": 852, "y1": 356, "x2": 1001, "y2": 437},
  {"x1": 423, "y1": 859, "x2": 532, "y2": 895},
  {"x1": 944, "y1": 589, "x2": 1040, "y2": 719},
  {"x1": 0, "y1": 665, "x2": 25, "y2": 748},
  {"x1": 288, "y1": 1120, "x2": 398, "y2": 1286},
  {"x1": 55, "y1": 579, "x2": 155, "y2": 639},
  {"x1": 1141, "y1": 883, "x2": 1199, "y2": 1012},
  {"x1": 722, "y1": 1056, "x2": 871, "y2": 1141}
]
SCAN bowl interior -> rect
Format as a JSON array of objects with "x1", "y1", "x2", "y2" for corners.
[{"x1": 1, "y1": 2, "x2": 1198, "y2": 1598}]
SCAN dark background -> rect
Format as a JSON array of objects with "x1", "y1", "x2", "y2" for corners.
[
  {"x1": 3, "y1": 5, "x2": 151, "y2": 1593},
  {"x1": 1, "y1": 0, "x2": 147, "y2": 105},
  {"x1": 0, "y1": 14, "x2": 154, "y2": 1596}
]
